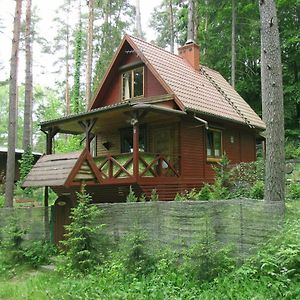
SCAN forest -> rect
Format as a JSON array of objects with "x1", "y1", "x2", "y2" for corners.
[
  {"x1": 0, "y1": 0, "x2": 299, "y2": 154},
  {"x1": 0, "y1": 0, "x2": 299, "y2": 299}
]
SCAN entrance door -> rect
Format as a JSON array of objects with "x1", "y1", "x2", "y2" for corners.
[{"x1": 53, "y1": 196, "x2": 73, "y2": 244}]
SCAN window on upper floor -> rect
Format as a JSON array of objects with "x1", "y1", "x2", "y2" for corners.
[
  {"x1": 207, "y1": 129, "x2": 222, "y2": 161},
  {"x1": 122, "y1": 67, "x2": 144, "y2": 100}
]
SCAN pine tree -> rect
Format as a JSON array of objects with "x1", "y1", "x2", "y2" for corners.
[
  {"x1": 5, "y1": 0, "x2": 23, "y2": 207},
  {"x1": 85, "y1": 0, "x2": 94, "y2": 108},
  {"x1": 23, "y1": 0, "x2": 33, "y2": 149},
  {"x1": 259, "y1": 0, "x2": 285, "y2": 202}
]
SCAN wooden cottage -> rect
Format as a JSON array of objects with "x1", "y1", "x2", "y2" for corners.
[{"x1": 23, "y1": 35, "x2": 265, "y2": 204}]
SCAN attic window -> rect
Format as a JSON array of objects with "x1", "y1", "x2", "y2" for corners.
[
  {"x1": 122, "y1": 67, "x2": 144, "y2": 100},
  {"x1": 207, "y1": 129, "x2": 222, "y2": 161}
]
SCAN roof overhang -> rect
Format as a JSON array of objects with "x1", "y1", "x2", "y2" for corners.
[{"x1": 40, "y1": 99, "x2": 186, "y2": 135}]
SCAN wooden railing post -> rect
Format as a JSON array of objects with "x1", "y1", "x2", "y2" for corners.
[{"x1": 133, "y1": 120, "x2": 139, "y2": 180}]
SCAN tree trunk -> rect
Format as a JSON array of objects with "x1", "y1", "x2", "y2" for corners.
[
  {"x1": 187, "y1": 0, "x2": 194, "y2": 41},
  {"x1": 193, "y1": 0, "x2": 199, "y2": 42},
  {"x1": 5, "y1": 0, "x2": 22, "y2": 207},
  {"x1": 259, "y1": 0, "x2": 285, "y2": 202},
  {"x1": 203, "y1": 0, "x2": 209, "y2": 56},
  {"x1": 66, "y1": 26, "x2": 70, "y2": 115},
  {"x1": 231, "y1": 0, "x2": 236, "y2": 88},
  {"x1": 169, "y1": 0, "x2": 174, "y2": 53},
  {"x1": 135, "y1": 0, "x2": 142, "y2": 38},
  {"x1": 23, "y1": 0, "x2": 33, "y2": 149},
  {"x1": 85, "y1": 0, "x2": 94, "y2": 108}
]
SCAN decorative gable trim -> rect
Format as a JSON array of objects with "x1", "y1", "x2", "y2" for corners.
[{"x1": 65, "y1": 149, "x2": 103, "y2": 187}]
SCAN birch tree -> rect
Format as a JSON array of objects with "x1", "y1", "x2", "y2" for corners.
[
  {"x1": 5, "y1": 0, "x2": 23, "y2": 207},
  {"x1": 135, "y1": 0, "x2": 143, "y2": 38},
  {"x1": 259, "y1": 0, "x2": 285, "y2": 202}
]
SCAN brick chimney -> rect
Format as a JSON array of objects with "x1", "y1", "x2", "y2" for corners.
[{"x1": 178, "y1": 40, "x2": 200, "y2": 71}]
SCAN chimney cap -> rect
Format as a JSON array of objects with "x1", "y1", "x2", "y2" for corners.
[{"x1": 185, "y1": 39, "x2": 196, "y2": 45}]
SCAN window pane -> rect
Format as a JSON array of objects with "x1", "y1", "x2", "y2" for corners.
[
  {"x1": 207, "y1": 131, "x2": 213, "y2": 156},
  {"x1": 213, "y1": 131, "x2": 222, "y2": 157},
  {"x1": 122, "y1": 71, "x2": 132, "y2": 100},
  {"x1": 133, "y1": 68, "x2": 143, "y2": 97}
]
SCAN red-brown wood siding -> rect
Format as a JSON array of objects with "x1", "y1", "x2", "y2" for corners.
[
  {"x1": 95, "y1": 50, "x2": 167, "y2": 107},
  {"x1": 144, "y1": 68, "x2": 166, "y2": 97}
]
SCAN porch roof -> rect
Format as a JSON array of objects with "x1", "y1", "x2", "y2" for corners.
[
  {"x1": 22, "y1": 152, "x2": 81, "y2": 187},
  {"x1": 40, "y1": 98, "x2": 186, "y2": 135}
]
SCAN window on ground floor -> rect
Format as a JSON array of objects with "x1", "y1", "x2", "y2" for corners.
[
  {"x1": 207, "y1": 129, "x2": 222, "y2": 160},
  {"x1": 120, "y1": 126, "x2": 147, "y2": 153}
]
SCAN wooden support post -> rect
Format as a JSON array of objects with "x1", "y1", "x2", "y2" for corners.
[
  {"x1": 133, "y1": 119, "x2": 139, "y2": 179},
  {"x1": 79, "y1": 118, "x2": 97, "y2": 153}
]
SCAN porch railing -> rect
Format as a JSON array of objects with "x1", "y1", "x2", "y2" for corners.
[{"x1": 94, "y1": 152, "x2": 180, "y2": 180}]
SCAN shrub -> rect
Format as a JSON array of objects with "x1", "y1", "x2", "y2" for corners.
[
  {"x1": 287, "y1": 182, "x2": 300, "y2": 200},
  {"x1": 249, "y1": 180, "x2": 264, "y2": 199},
  {"x1": 0, "y1": 216, "x2": 26, "y2": 265},
  {"x1": 60, "y1": 190, "x2": 105, "y2": 275},
  {"x1": 197, "y1": 184, "x2": 211, "y2": 200},
  {"x1": 126, "y1": 186, "x2": 138, "y2": 202},
  {"x1": 150, "y1": 189, "x2": 159, "y2": 201},
  {"x1": 0, "y1": 194, "x2": 4, "y2": 208},
  {"x1": 18, "y1": 146, "x2": 34, "y2": 197},
  {"x1": 118, "y1": 229, "x2": 155, "y2": 277},
  {"x1": 182, "y1": 233, "x2": 236, "y2": 282}
]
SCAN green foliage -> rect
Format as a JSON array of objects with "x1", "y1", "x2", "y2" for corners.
[
  {"x1": 197, "y1": 184, "x2": 212, "y2": 200},
  {"x1": 249, "y1": 180, "x2": 264, "y2": 199},
  {"x1": 285, "y1": 140, "x2": 300, "y2": 159},
  {"x1": 182, "y1": 235, "x2": 236, "y2": 283},
  {"x1": 118, "y1": 229, "x2": 155, "y2": 277},
  {"x1": 287, "y1": 182, "x2": 300, "y2": 200},
  {"x1": 0, "y1": 193, "x2": 4, "y2": 208},
  {"x1": 150, "y1": 188, "x2": 159, "y2": 201},
  {"x1": 0, "y1": 216, "x2": 26, "y2": 266},
  {"x1": 139, "y1": 193, "x2": 147, "y2": 202},
  {"x1": 60, "y1": 190, "x2": 105, "y2": 275},
  {"x1": 126, "y1": 185, "x2": 138, "y2": 202},
  {"x1": 71, "y1": 20, "x2": 84, "y2": 114},
  {"x1": 22, "y1": 241, "x2": 57, "y2": 268}
]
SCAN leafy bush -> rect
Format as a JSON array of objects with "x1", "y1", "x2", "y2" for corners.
[
  {"x1": 287, "y1": 182, "x2": 300, "y2": 200},
  {"x1": 0, "y1": 194, "x2": 4, "y2": 207},
  {"x1": 197, "y1": 184, "x2": 211, "y2": 200},
  {"x1": 249, "y1": 180, "x2": 264, "y2": 199},
  {"x1": 23, "y1": 241, "x2": 57, "y2": 268},
  {"x1": 0, "y1": 216, "x2": 26, "y2": 265},
  {"x1": 60, "y1": 190, "x2": 105, "y2": 275}
]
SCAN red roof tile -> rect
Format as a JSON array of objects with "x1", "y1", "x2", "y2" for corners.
[{"x1": 127, "y1": 35, "x2": 265, "y2": 130}]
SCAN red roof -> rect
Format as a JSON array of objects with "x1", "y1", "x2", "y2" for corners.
[{"x1": 91, "y1": 35, "x2": 265, "y2": 130}]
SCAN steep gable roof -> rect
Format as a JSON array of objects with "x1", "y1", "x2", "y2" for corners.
[{"x1": 90, "y1": 35, "x2": 265, "y2": 130}]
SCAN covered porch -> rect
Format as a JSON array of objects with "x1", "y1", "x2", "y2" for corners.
[{"x1": 24, "y1": 98, "x2": 186, "y2": 201}]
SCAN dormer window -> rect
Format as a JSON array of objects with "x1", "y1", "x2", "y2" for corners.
[{"x1": 122, "y1": 67, "x2": 144, "y2": 100}]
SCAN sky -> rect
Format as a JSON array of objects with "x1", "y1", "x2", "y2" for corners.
[{"x1": 0, "y1": 0, "x2": 162, "y2": 87}]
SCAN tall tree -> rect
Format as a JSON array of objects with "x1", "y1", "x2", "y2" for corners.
[
  {"x1": 169, "y1": 0, "x2": 175, "y2": 53},
  {"x1": 187, "y1": 0, "x2": 194, "y2": 41},
  {"x1": 86, "y1": 0, "x2": 94, "y2": 108},
  {"x1": 135, "y1": 0, "x2": 143, "y2": 38},
  {"x1": 5, "y1": 0, "x2": 23, "y2": 207},
  {"x1": 231, "y1": 0, "x2": 236, "y2": 88},
  {"x1": 259, "y1": 0, "x2": 285, "y2": 202},
  {"x1": 52, "y1": 0, "x2": 72, "y2": 116},
  {"x1": 72, "y1": 0, "x2": 83, "y2": 113},
  {"x1": 23, "y1": 0, "x2": 33, "y2": 149}
]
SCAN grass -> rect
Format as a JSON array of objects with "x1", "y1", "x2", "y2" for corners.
[{"x1": 0, "y1": 200, "x2": 299, "y2": 300}]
